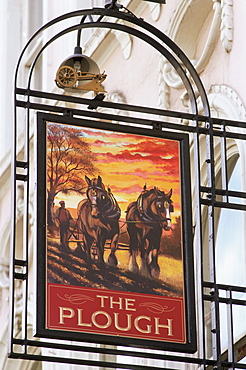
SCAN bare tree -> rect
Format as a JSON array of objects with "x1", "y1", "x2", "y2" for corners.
[{"x1": 47, "y1": 123, "x2": 98, "y2": 226}]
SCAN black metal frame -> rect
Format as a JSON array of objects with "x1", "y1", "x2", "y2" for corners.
[{"x1": 10, "y1": 5, "x2": 246, "y2": 370}]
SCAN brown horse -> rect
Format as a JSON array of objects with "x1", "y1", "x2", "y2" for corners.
[
  {"x1": 126, "y1": 186, "x2": 173, "y2": 279},
  {"x1": 77, "y1": 175, "x2": 121, "y2": 266}
]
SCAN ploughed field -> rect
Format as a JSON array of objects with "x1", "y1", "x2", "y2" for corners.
[{"x1": 47, "y1": 239, "x2": 183, "y2": 297}]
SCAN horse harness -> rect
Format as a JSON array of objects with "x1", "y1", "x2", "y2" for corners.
[
  {"x1": 87, "y1": 184, "x2": 121, "y2": 221},
  {"x1": 136, "y1": 191, "x2": 174, "y2": 224}
]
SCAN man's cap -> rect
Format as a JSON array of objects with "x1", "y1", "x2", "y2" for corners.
[{"x1": 59, "y1": 200, "x2": 65, "y2": 205}]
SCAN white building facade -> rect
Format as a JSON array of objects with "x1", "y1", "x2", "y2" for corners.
[{"x1": 0, "y1": 0, "x2": 246, "y2": 369}]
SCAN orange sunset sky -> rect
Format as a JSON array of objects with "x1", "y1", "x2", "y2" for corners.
[{"x1": 53, "y1": 124, "x2": 182, "y2": 219}]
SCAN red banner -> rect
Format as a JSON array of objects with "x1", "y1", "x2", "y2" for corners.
[{"x1": 47, "y1": 283, "x2": 186, "y2": 343}]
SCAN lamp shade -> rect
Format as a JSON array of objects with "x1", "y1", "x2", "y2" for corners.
[{"x1": 55, "y1": 49, "x2": 107, "y2": 93}]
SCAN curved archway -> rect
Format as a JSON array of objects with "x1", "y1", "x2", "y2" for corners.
[{"x1": 14, "y1": 8, "x2": 210, "y2": 116}]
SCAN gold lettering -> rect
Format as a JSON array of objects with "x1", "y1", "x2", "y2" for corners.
[
  {"x1": 96, "y1": 295, "x2": 109, "y2": 308},
  {"x1": 91, "y1": 311, "x2": 112, "y2": 329},
  {"x1": 77, "y1": 309, "x2": 92, "y2": 327},
  {"x1": 59, "y1": 307, "x2": 74, "y2": 324},
  {"x1": 154, "y1": 318, "x2": 173, "y2": 336},
  {"x1": 114, "y1": 313, "x2": 132, "y2": 331},
  {"x1": 134, "y1": 316, "x2": 152, "y2": 333},
  {"x1": 125, "y1": 298, "x2": 136, "y2": 311},
  {"x1": 110, "y1": 296, "x2": 123, "y2": 309}
]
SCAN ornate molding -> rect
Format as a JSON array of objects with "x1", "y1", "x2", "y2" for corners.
[
  {"x1": 158, "y1": 0, "x2": 234, "y2": 109},
  {"x1": 0, "y1": 259, "x2": 9, "y2": 289},
  {"x1": 98, "y1": 91, "x2": 128, "y2": 116},
  {"x1": 220, "y1": 0, "x2": 234, "y2": 53},
  {"x1": 147, "y1": 3, "x2": 161, "y2": 21},
  {"x1": 208, "y1": 84, "x2": 246, "y2": 121},
  {"x1": 84, "y1": 17, "x2": 133, "y2": 61},
  {"x1": 83, "y1": 1, "x2": 162, "y2": 62},
  {"x1": 112, "y1": 25, "x2": 132, "y2": 60},
  {"x1": 162, "y1": 0, "x2": 222, "y2": 91},
  {"x1": 158, "y1": 57, "x2": 170, "y2": 110},
  {"x1": 194, "y1": 0, "x2": 222, "y2": 73}
]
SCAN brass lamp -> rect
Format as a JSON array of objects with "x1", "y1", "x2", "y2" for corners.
[{"x1": 55, "y1": 46, "x2": 107, "y2": 94}]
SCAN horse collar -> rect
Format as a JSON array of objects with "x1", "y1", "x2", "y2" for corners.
[{"x1": 137, "y1": 193, "x2": 155, "y2": 223}]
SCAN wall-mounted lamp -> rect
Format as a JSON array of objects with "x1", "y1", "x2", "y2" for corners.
[
  {"x1": 56, "y1": 0, "x2": 166, "y2": 94},
  {"x1": 55, "y1": 46, "x2": 107, "y2": 94}
]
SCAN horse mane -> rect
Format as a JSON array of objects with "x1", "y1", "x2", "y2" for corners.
[
  {"x1": 84, "y1": 175, "x2": 120, "y2": 220},
  {"x1": 139, "y1": 187, "x2": 164, "y2": 200},
  {"x1": 136, "y1": 186, "x2": 172, "y2": 221},
  {"x1": 137, "y1": 188, "x2": 157, "y2": 218}
]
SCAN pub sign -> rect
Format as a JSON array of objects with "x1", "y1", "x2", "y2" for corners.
[{"x1": 36, "y1": 112, "x2": 196, "y2": 352}]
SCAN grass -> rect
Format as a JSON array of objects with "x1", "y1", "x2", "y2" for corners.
[
  {"x1": 51, "y1": 236, "x2": 184, "y2": 295},
  {"x1": 104, "y1": 249, "x2": 183, "y2": 294}
]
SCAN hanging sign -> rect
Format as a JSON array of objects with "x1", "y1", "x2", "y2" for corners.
[{"x1": 36, "y1": 112, "x2": 196, "y2": 352}]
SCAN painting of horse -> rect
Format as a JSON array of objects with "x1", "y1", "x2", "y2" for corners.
[
  {"x1": 77, "y1": 175, "x2": 121, "y2": 266},
  {"x1": 126, "y1": 186, "x2": 174, "y2": 279}
]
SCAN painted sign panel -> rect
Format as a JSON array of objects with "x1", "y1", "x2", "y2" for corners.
[{"x1": 36, "y1": 113, "x2": 196, "y2": 352}]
